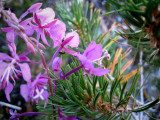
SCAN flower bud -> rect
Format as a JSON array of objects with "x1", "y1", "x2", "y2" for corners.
[
  {"x1": 38, "y1": 43, "x2": 46, "y2": 50},
  {"x1": 27, "y1": 42, "x2": 36, "y2": 54}
]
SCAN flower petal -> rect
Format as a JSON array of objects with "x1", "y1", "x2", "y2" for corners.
[
  {"x1": 61, "y1": 36, "x2": 74, "y2": 47},
  {"x1": 53, "y1": 40, "x2": 61, "y2": 48},
  {"x1": 34, "y1": 13, "x2": 41, "y2": 27},
  {"x1": 83, "y1": 42, "x2": 102, "y2": 61},
  {"x1": 5, "y1": 82, "x2": 13, "y2": 102},
  {"x1": 36, "y1": 28, "x2": 41, "y2": 44},
  {"x1": 20, "y1": 84, "x2": 30, "y2": 101},
  {"x1": 63, "y1": 31, "x2": 80, "y2": 48},
  {"x1": 52, "y1": 57, "x2": 62, "y2": 71},
  {"x1": 41, "y1": 30, "x2": 49, "y2": 46},
  {"x1": 0, "y1": 61, "x2": 9, "y2": 77},
  {"x1": 36, "y1": 7, "x2": 55, "y2": 25},
  {"x1": 6, "y1": 31, "x2": 16, "y2": 43},
  {"x1": 63, "y1": 47, "x2": 77, "y2": 55},
  {"x1": 19, "y1": 3, "x2": 42, "y2": 21},
  {"x1": 18, "y1": 63, "x2": 31, "y2": 82},
  {"x1": 42, "y1": 19, "x2": 57, "y2": 28},
  {"x1": 0, "y1": 52, "x2": 12, "y2": 61},
  {"x1": 8, "y1": 43, "x2": 19, "y2": 60},
  {"x1": 77, "y1": 54, "x2": 94, "y2": 74},
  {"x1": 42, "y1": 90, "x2": 49, "y2": 101},
  {"x1": 1, "y1": 27, "x2": 13, "y2": 32},
  {"x1": 18, "y1": 52, "x2": 30, "y2": 62},
  {"x1": 20, "y1": 18, "x2": 32, "y2": 25},
  {"x1": 28, "y1": 3, "x2": 42, "y2": 13},
  {"x1": 24, "y1": 25, "x2": 34, "y2": 36},
  {"x1": 67, "y1": 115, "x2": 77, "y2": 120},
  {"x1": 49, "y1": 20, "x2": 66, "y2": 47},
  {"x1": 92, "y1": 68, "x2": 110, "y2": 76},
  {"x1": 19, "y1": 56, "x2": 30, "y2": 62},
  {"x1": 32, "y1": 73, "x2": 48, "y2": 87}
]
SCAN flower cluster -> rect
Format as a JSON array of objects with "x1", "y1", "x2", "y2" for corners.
[{"x1": 0, "y1": 2, "x2": 110, "y2": 119}]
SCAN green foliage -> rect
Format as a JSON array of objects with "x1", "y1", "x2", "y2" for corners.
[{"x1": 105, "y1": 0, "x2": 160, "y2": 50}]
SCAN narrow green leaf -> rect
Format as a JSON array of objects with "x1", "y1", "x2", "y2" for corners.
[
  {"x1": 93, "y1": 92, "x2": 101, "y2": 107},
  {"x1": 119, "y1": 81, "x2": 128, "y2": 102},
  {"x1": 131, "y1": 98, "x2": 160, "y2": 112},
  {"x1": 93, "y1": 76, "x2": 98, "y2": 96},
  {"x1": 86, "y1": 81, "x2": 92, "y2": 98}
]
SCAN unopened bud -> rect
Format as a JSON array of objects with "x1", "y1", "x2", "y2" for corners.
[
  {"x1": 38, "y1": 43, "x2": 46, "y2": 50},
  {"x1": 27, "y1": 42, "x2": 36, "y2": 54}
]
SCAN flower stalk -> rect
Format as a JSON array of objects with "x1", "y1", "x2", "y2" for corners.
[{"x1": 53, "y1": 65, "x2": 83, "y2": 81}]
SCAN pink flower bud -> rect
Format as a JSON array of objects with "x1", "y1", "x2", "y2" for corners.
[
  {"x1": 38, "y1": 43, "x2": 46, "y2": 50},
  {"x1": 27, "y1": 42, "x2": 36, "y2": 54}
]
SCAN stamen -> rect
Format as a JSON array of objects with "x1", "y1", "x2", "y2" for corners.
[
  {"x1": 91, "y1": 50, "x2": 111, "y2": 66},
  {"x1": 33, "y1": 89, "x2": 44, "y2": 100}
]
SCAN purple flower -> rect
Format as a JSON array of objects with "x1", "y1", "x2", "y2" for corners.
[
  {"x1": 48, "y1": 31, "x2": 80, "y2": 66},
  {"x1": 0, "y1": 43, "x2": 31, "y2": 101},
  {"x1": 76, "y1": 42, "x2": 110, "y2": 76},
  {"x1": 58, "y1": 107, "x2": 77, "y2": 120},
  {"x1": 1, "y1": 9, "x2": 34, "y2": 43},
  {"x1": 20, "y1": 73, "x2": 49, "y2": 103},
  {"x1": 30, "y1": 8, "x2": 57, "y2": 46},
  {"x1": 52, "y1": 42, "x2": 110, "y2": 81},
  {"x1": 52, "y1": 30, "x2": 80, "y2": 54}
]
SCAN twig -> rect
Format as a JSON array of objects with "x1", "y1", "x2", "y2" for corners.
[{"x1": 0, "y1": 101, "x2": 22, "y2": 110}]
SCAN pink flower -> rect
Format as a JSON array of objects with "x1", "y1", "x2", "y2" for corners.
[
  {"x1": 52, "y1": 42, "x2": 110, "y2": 81},
  {"x1": 30, "y1": 12, "x2": 57, "y2": 46},
  {"x1": 76, "y1": 42, "x2": 110, "y2": 76},
  {"x1": 60, "y1": 31, "x2": 80, "y2": 55},
  {"x1": 52, "y1": 30, "x2": 79, "y2": 53},
  {"x1": 48, "y1": 31, "x2": 80, "y2": 67},
  {"x1": 1, "y1": 9, "x2": 34, "y2": 43},
  {"x1": 20, "y1": 73, "x2": 49, "y2": 103},
  {"x1": 0, "y1": 43, "x2": 31, "y2": 101}
]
